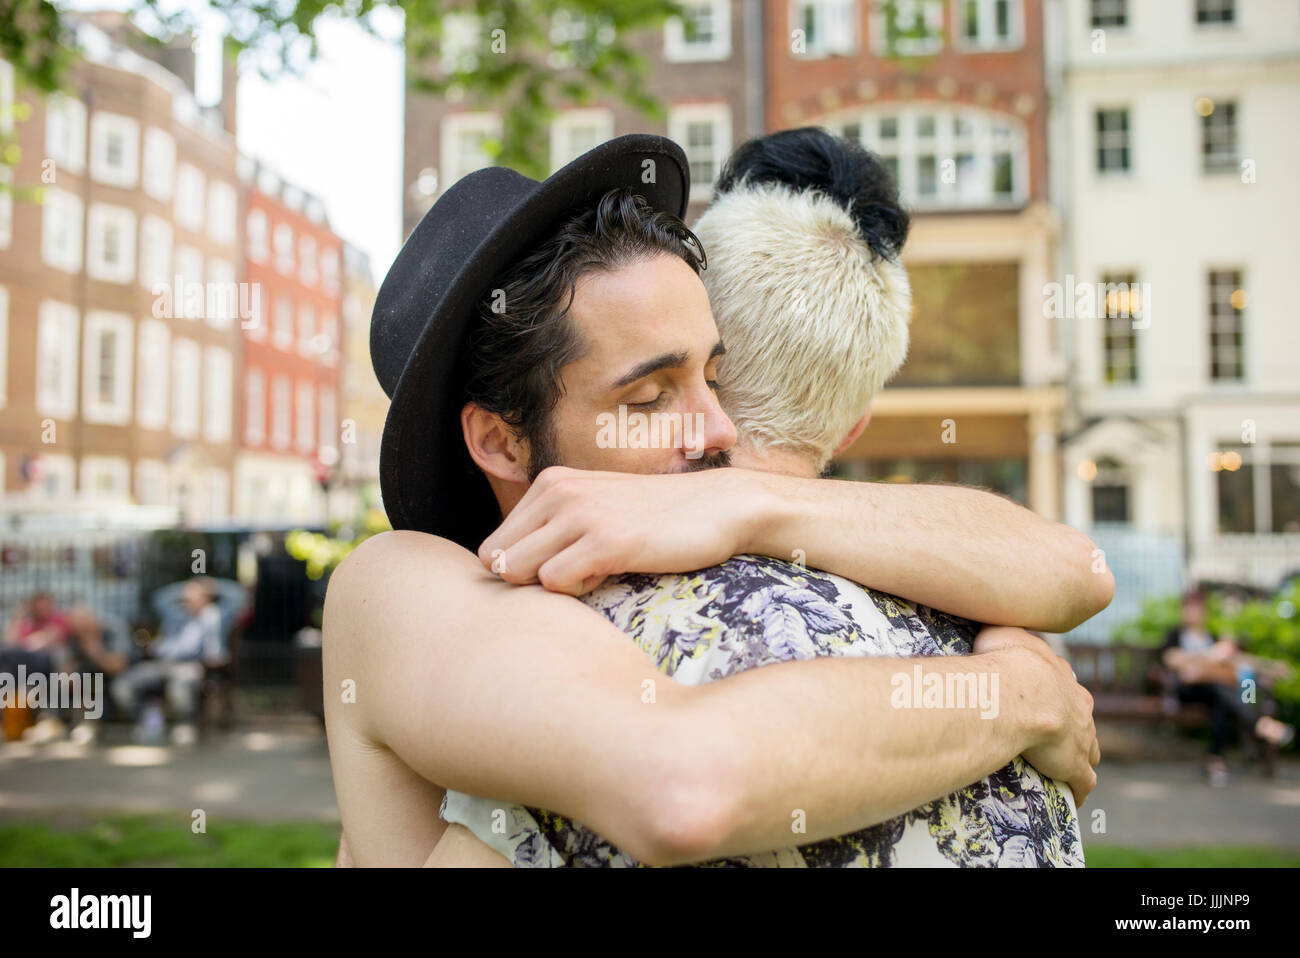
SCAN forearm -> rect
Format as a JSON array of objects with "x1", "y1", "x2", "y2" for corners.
[
  {"x1": 744, "y1": 472, "x2": 1113, "y2": 633},
  {"x1": 662, "y1": 649, "x2": 1044, "y2": 864}
]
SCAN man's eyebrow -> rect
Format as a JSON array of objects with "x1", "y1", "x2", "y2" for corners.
[
  {"x1": 609, "y1": 350, "x2": 689, "y2": 390},
  {"x1": 608, "y1": 340, "x2": 727, "y2": 391}
]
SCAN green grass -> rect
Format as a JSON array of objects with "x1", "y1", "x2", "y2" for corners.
[
  {"x1": 0, "y1": 816, "x2": 340, "y2": 867},
  {"x1": 1086, "y1": 845, "x2": 1300, "y2": 868},
  {"x1": 1, "y1": 817, "x2": 1296, "y2": 867}
]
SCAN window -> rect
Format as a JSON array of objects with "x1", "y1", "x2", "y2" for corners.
[
  {"x1": 546, "y1": 9, "x2": 615, "y2": 70},
  {"x1": 271, "y1": 375, "x2": 292, "y2": 449},
  {"x1": 80, "y1": 457, "x2": 130, "y2": 501},
  {"x1": 274, "y1": 222, "x2": 295, "y2": 275},
  {"x1": 135, "y1": 460, "x2": 169, "y2": 506},
  {"x1": 29, "y1": 454, "x2": 75, "y2": 499},
  {"x1": 273, "y1": 294, "x2": 294, "y2": 349},
  {"x1": 1200, "y1": 99, "x2": 1237, "y2": 174},
  {"x1": 1090, "y1": 456, "x2": 1131, "y2": 524},
  {"x1": 82, "y1": 311, "x2": 133, "y2": 424},
  {"x1": 171, "y1": 337, "x2": 201, "y2": 439},
  {"x1": 550, "y1": 109, "x2": 615, "y2": 172},
  {"x1": 36, "y1": 301, "x2": 79, "y2": 419},
  {"x1": 138, "y1": 215, "x2": 172, "y2": 293},
  {"x1": 247, "y1": 209, "x2": 269, "y2": 263},
  {"x1": 320, "y1": 247, "x2": 341, "y2": 296},
  {"x1": 89, "y1": 112, "x2": 139, "y2": 188},
  {"x1": 174, "y1": 245, "x2": 204, "y2": 320},
  {"x1": 202, "y1": 346, "x2": 232, "y2": 443},
  {"x1": 439, "y1": 12, "x2": 482, "y2": 74},
  {"x1": 440, "y1": 113, "x2": 501, "y2": 188},
  {"x1": 142, "y1": 127, "x2": 175, "y2": 202},
  {"x1": 871, "y1": 0, "x2": 942, "y2": 55},
  {"x1": 665, "y1": 0, "x2": 731, "y2": 61},
  {"x1": 208, "y1": 181, "x2": 237, "y2": 246},
  {"x1": 86, "y1": 204, "x2": 137, "y2": 284},
  {"x1": 246, "y1": 284, "x2": 267, "y2": 341},
  {"x1": 244, "y1": 367, "x2": 265, "y2": 445},
  {"x1": 299, "y1": 235, "x2": 318, "y2": 286},
  {"x1": 791, "y1": 0, "x2": 858, "y2": 57},
  {"x1": 1090, "y1": 0, "x2": 1126, "y2": 28},
  {"x1": 668, "y1": 104, "x2": 732, "y2": 202},
  {"x1": 206, "y1": 259, "x2": 237, "y2": 329},
  {"x1": 41, "y1": 188, "x2": 83, "y2": 273},
  {"x1": 1207, "y1": 269, "x2": 1244, "y2": 382},
  {"x1": 1196, "y1": 0, "x2": 1234, "y2": 26},
  {"x1": 206, "y1": 468, "x2": 230, "y2": 520},
  {"x1": 1215, "y1": 443, "x2": 1300, "y2": 535},
  {"x1": 44, "y1": 93, "x2": 87, "y2": 176},
  {"x1": 319, "y1": 387, "x2": 338, "y2": 459},
  {"x1": 956, "y1": 0, "x2": 1021, "y2": 49},
  {"x1": 850, "y1": 107, "x2": 1026, "y2": 209},
  {"x1": 296, "y1": 380, "x2": 316, "y2": 454},
  {"x1": 136, "y1": 319, "x2": 169, "y2": 430},
  {"x1": 298, "y1": 302, "x2": 316, "y2": 355},
  {"x1": 1101, "y1": 272, "x2": 1139, "y2": 384},
  {"x1": 1095, "y1": 108, "x2": 1130, "y2": 173},
  {"x1": 320, "y1": 312, "x2": 340, "y2": 366},
  {"x1": 174, "y1": 163, "x2": 206, "y2": 232}
]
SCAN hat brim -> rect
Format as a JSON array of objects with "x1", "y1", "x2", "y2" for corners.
[{"x1": 379, "y1": 135, "x2": 690, "y2": 548}]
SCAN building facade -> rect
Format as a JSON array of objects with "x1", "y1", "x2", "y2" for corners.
[
  {"x1": 1050, "y1": 0, "x2": 1300, "y2": 604},
  {"x1": 403, "y1": 1, "x2": 762, "y2": 235},
  {"x1": 0, "y1": 13, "x2": 242, "y2": 525},
  {"x1": 235, "y1": 157, "x2": 344, "y2": 525},
  {"x1": 766, "y1": 0, "x2": 1065, "y2": 517},
  {"x1": 337, "y1": 241, "x2": 385, "y2": 522}
]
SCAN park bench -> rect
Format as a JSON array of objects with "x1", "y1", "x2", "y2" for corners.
[{"x1": 1066, "y1": 642, "x2": 1277, "y2": 776}]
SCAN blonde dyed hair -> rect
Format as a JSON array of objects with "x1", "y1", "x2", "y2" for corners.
[{"x1": 693, "y1": 182, "x2": 912, "y2": 471}]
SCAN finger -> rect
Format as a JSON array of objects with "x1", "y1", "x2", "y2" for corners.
[
  {"x1": 1089, "y1": 737, "x2": 1101, "y2": 768},
  {"x1": 536, "y1": 538, "x2": 612, "y2": 597},
  {"x1": 491, "y1": 519, "x2": 586, "y2": 585},
  {"x1": 478, "y1": 482, "x2": 568, "y2": 568}
]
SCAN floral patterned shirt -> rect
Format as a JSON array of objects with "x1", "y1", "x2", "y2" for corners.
[{"x1": 440, "y1": 554, "x2": 1084, "y2": 867}]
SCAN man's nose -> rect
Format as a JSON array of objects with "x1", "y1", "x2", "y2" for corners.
[{"x1": 688, "y1": 381, "x2": 737, "y2": 459}]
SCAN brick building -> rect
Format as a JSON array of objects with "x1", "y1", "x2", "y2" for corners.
[
  {"x1": 403, "y1": 1, "x2": 763, "y2": 234},
  {"x1": 234, "y1": 157, "x2": 344, "y2": 524},
  {"x1": 765, "y1": 0, "x2": 1064, "y2": 517},
  {"x1": 0, "y1": 12, "x2": 242, "y2": 524}
]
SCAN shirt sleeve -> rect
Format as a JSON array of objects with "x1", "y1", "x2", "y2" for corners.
[{"x1": 439, "y1": 791, "x2": 563, "y2": 868}]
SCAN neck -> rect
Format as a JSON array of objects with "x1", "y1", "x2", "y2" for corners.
[{"x1": 738, "y1": 443, "x2": 820, "y2": 479}]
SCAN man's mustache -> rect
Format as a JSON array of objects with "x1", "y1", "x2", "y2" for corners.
[{"x1": 677, "y1": 449, "x2": 731, "y2": 472}]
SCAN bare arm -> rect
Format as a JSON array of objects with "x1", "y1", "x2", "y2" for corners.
[
  {"x1": 326, "y1": 531, "x2": 1096, "y2": 868},
  {"x1": 478, "y1": 466, "x2": 1114, "y2": 634}
]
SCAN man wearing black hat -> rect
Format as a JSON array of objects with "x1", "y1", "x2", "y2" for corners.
[{"x1": 327, "y1": 135, "x2": 1105, "y2": 866}]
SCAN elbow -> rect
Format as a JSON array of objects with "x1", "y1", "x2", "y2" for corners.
[
  {"x1": 626, "y1": 749, "x2": 743, "y2": 867},
  {"x1": 1053, "y1": 529, "x2": 1115, "y2": 632}
]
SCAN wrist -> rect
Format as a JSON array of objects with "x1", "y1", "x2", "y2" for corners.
[
  {"x1": 729, "y1": 469, "x2": 795, "y2": 558},
  {"x1": 984, "y1": 646, "x2": 1058, "y2": 753}
]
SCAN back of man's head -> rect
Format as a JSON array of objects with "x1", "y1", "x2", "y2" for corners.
[{"x1": 694, "y1": 127, "x2": 911, "y2": 471}]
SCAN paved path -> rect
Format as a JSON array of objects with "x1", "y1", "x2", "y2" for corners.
[{"x1": 3, "y1": 723, "x2": 1298, "y2": 848}]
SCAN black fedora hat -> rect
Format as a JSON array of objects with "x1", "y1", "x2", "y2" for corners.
[{"x1": 372, "y1": 134, "x2": 690, "y2": 549}]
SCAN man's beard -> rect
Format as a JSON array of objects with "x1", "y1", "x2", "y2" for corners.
[{"x1": 525, "y1": 423, "x2": 731, "y2": 479}]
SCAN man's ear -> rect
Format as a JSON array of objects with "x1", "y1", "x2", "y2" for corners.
[
  {"x1": 462, "y1": 402, "x2": 530, "y2": 484},
  {"x1": 833, "y1": 407, "x2": 872, "y2": 457}
]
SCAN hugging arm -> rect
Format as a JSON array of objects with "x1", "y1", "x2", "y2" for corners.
[
  {"x1": 326, "y1": 531, "x2": 1096, "y2": 867},
  {"x1": 478, "y1": 467, "x2": 1114, "y2": 634}
]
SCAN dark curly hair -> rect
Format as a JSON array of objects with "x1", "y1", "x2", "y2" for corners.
[
  {"x1": 714, "y1": 126, "x2": 910, "y2": 262},
  {"x1": 464, "y1": 187, "x2": 705, "y2": 479}
]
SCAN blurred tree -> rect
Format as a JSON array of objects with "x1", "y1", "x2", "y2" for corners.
[{"x1": 0, "y1": 0, "x2": 684, "y2": 180}]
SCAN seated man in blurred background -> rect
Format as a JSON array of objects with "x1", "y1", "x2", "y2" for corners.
[
  {"x1": 2, "y1": 591, "x2": 76, "y2": 742},
  {"x1": 1163, "y1": 589, "x2": 1294, "y2": 786},
  {"x1": 111, "y1": 577, "x2": 228, "y2": 747}
]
